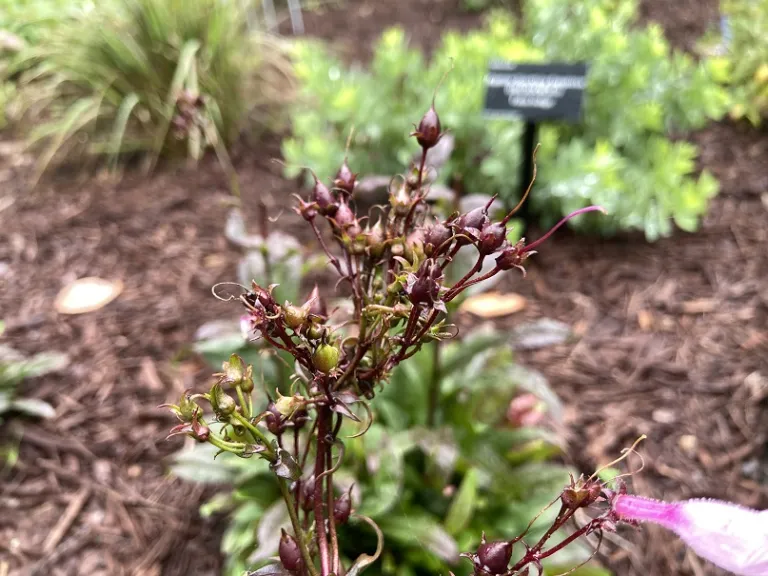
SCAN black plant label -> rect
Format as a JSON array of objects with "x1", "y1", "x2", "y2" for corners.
[{"x1": 483, "y1": 62, "x2": 587, "y2": 122}]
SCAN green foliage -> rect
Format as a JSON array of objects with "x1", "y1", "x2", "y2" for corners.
[
  {"x1": 9, "y1": 0, "x2": 292, "y2": 176},
  {"x1": 461, "y1": 0, "x2": 515, "y2": 12},
  {"x1": 714, "y1": 0, "x2": 768, "y2": 125},
  {"x1": 173, "y1": 327, "x2": 596, "y2": 576},
  {"x1": 0, "y1": 338, "x2": 68, "y2": 422},
  {"x1": 283, "y1": 0, "x2": 728, "y2": 240},
  {"x1": 283, "y1": 21, "x2": 540, "y2": 207}
]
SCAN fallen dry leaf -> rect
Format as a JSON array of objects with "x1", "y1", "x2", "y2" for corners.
[
  {"x1": 54, "y1": 277, "x2": 123, "y2": 314},
  {"x1": 459, "y1": 292, "x2": 527, "y2": 318}
]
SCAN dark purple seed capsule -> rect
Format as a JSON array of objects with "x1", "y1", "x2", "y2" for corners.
[
  {"x1": 415, "y1": 105, "x2": 442, "y2": 150},
  {"x1": 279, "y1": 529, "x2": 304, "y2": 573},
  {"x1": 334, "y1": 159, "x2": 357, "y2": 197},
  {"x1": 479, "y1": 222, "x2": 506, "y2": 255},
  {"x1": 333, "y1": 487, "x2": 353, "y2": 524},
  {"x1": 477, "y1": 540, "x2": 513, "y2": 575}
]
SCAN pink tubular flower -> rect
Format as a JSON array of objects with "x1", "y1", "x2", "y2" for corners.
[{"x1": 613, "y1": 494, "x2": 768, "y2": 576}]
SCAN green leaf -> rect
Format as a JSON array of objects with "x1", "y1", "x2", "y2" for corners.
[
  {"x1": 108, "y1": 92, "x2": 140, "y2": 169},
  {"x1": 171, "y1": 442, "x2": 241, "y2": 484},
  {"x1": 9, "y1": 398, "x2": 56, "y2": 419},
  {"x1": 441, "y1": 328, "x2": 505, "y2": 377},
  {"x1": 444, "y1": 467, "x2": 479, "y2": 535},
  {"x1": 377, "y1": 514, "x2": 459, "y2": 563},
  {"x1": 150, "y1": 38, "x2": 200, "y2": 163},
  {"x1": 247, "y1": 500, "x2": 290, "y2": 564},
  {"x1": 358, "y1": 426, "x2": 415, "y2": 518}
]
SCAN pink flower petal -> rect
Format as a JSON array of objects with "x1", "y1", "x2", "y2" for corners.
[{"x1": 614, "y1": 495, "x2": 768, "y2": 576}]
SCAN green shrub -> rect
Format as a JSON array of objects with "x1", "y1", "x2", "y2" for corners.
[
  {"x1": 11, "y1": 0, "x2": 292, "y2": 177},
  {"x1": 283, "y1": 0, "x2": 728, "y2": 240},
  {"x1": 713, "y1": 0, "x2": 768, "y2": 125}
]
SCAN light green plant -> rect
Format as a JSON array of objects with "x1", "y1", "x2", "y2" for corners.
[
  {"x1": 283, "y1": 0, "x2": 728, "y2": 240},
  {"x1": 708, "y1": 0, "x2": 768, "y2": 125}
]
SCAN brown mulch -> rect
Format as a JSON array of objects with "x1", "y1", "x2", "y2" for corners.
[
  {"x1": 509, "y1": 190, "x2": 768, "y2": 575},
  {"x1": 0, "y1": 150, "x2": 296, "y2": 575},
  {"x1": 1, "y1": 1, "x2": 766, "y2": 576}
]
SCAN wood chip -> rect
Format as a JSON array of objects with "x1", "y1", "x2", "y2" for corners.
[
  {"x1": 680, "y1": 298, "x2": 717, "y2": 315},
  {"x1": 139, "y1": 357, "x2": 165, "y2": 391},
  {"x1": 42, "y1": 487, "x2": 91, "y2": 554},
  {"x1": 637, "y1": 309, "x2": 654, "y2": 331}
]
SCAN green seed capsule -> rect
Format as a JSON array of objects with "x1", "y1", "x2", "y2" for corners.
[
  {"x1": 283, "y1": 304, "x2": 306, "y2": 330},
  {"x1": 313, "y1": 343, "x2": 340, "y2": 374}
]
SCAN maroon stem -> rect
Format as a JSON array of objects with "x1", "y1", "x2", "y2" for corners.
[
  {"x1": 402, "y1": 303, "x2": 422, "y2": 344},
  {"x1": 444, "y1": 266, "x2": 501, "y2": 303},
  {"x1": 439, "y1": 243, "x2": 462, "y2": 271},
  {"x1": 402, "y1": 148, "x2": 428, "y2": 233},
  {"x1": 507, "y1": 506, "x2": 576, "y2": 573},
  {"x1": 293, "y1": 429, "x2": 301, "y2": 517},
  {"x1": 522, "y1": 206, "x2": 606, "y2": 254},
  {"x1": 327, "y1": 444, "x2": 340, "y2": 574},
  {"x1": 314, "y1": 407, "x2": 331, "y2": 576},
  {"x1": 537, "y1": 520, "x2": 596, "y2": 561},
  {"x1": 310, "y1": 219, "x2": 345, "y2": 277},
  {"x1": 390, "y1": 307, "x2": 442, "y2": 365},
  {"x1": 443, "y1": 254, "x2": 484, "y2": 301}
]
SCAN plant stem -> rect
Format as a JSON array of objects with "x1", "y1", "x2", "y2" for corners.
[
  {"x1": 207, "y1": 435, "x2": 247, "y2": 453},
  {"x1": 235, "y1": 386, "x2": 250, "y2": 419},
  {"x1": 279, "y1": 479, "x2": 319, "y2": 576},
  {"x1": 326, "y1": 443, "x2": 340, "y2": 574},
  {"x1": 402, "y1": 148, "x2": 428, "y2": 232},
  {"x1": 426, "y1": 342, "x2": 441, "y2": 428},
  {"x1": 444, "y1": 253, "x2": 484, "y2": 300},
  {"x1": 294, "y1": 428, "x2": 302, "y2": 517},
  {"x1": 258, "y1": 199, "x2": 273, "y2": 284},
  {"x1": 310, "y1": 219, "x2": 345, "y2": 277},
  {"x1": 314, "y1": 407, "x2": 331, "y2": 576},
  {"x1": 444, "y1": 266, "x2": 501, "y2": 302},
  {"x1": 230, "y1": 411, "x2": 275, "y2": 459}
]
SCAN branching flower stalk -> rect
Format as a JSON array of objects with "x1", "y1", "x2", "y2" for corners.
[{"x1": 163, "y1": 93, "x2": 608, "y2": 576}]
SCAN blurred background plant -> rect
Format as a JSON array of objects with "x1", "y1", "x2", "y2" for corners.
[
  {"x1": 702, "y1": 0, "x2": 768, "y2": 126},
  {"x1": 282, "y1": 0, "x2": 729, "y2": 240},
  {"x1": 0, "y1": 321, "x2": 69, "y2": 424},
  {"x1": 2, "y1": 0, "x2": 294, "y2": 181}
]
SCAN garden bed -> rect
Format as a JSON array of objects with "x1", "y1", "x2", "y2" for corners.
[{"x1": 1, "y1": 0, "x2": 767, "y2": 575}]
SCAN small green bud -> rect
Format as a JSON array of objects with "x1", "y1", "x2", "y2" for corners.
[
  {"x1": 306, "y1": 322, "x2": 326, "y2": 340},
  {"x1": 210, "y1": 383, "x2": 236, "y2": 418},
  {"x1": 240, "y1": 364, "x2": 255, "y2": 394},
  {"x1": 177, "y1": 391, "x2": 198, "y2": 422},
  {"x1": 226, "y1": 424, "x2": 250, "y2": 443},
  {"x1": 283, "y1": 303, "x2": 307, "y2": 330},
  {"x1": 216, "y1": 353, "x2": 246, "y2": 388},
  {"x1": 313, "y1": 343, "x2": 340, "y2": 374},
  {"x1": 365, "y1": 220, "x2": 386, "y2": 258},
  {"x1": 275, "y1": 391, "x2": 305, "y2": 417}
]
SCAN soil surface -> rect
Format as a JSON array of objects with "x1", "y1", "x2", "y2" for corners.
[{"x1": 2, "y1": 1, "x2": 766, "y2": 576}]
